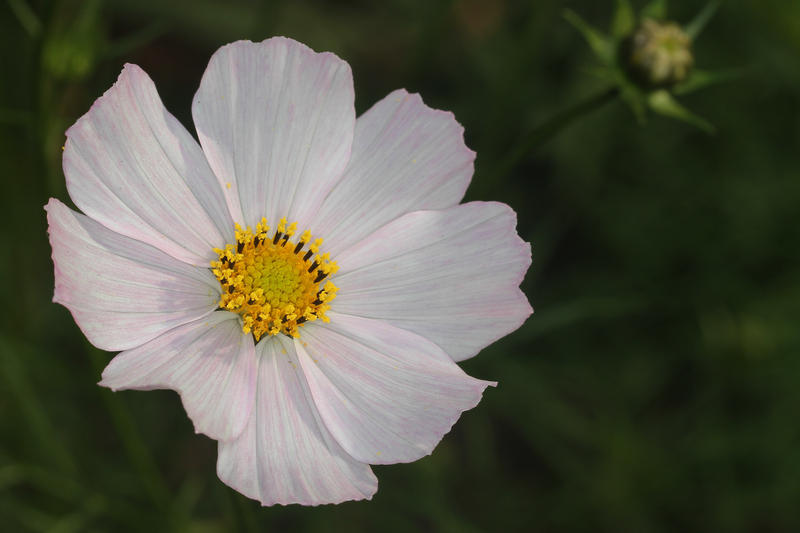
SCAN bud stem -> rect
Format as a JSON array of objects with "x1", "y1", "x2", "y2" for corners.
[{"x1": 487, "y1": 87, "x2": 619, "y2": 185}]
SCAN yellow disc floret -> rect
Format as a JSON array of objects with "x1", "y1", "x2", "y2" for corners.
[{"x1": 211, "y1": 217, "x2": 339, "y2": 340}]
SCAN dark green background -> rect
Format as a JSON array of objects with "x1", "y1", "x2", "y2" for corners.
[{"x1": 2, "y1": 0, "x2": 799, "y2": 531}]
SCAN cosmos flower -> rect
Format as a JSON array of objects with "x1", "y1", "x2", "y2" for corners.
[{"x1": 46, "y1": 37, "x2": 532, "y2": 505}]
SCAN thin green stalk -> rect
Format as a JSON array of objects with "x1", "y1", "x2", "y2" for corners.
[
  {"x1": 86, "y1": 345, "x2": 172, "y2": 511},
  {"x1": 7, "y1": 0, "x2": 42, "y2": 37},
  {"x1": 0, "y1": 337, "x2": 78, "y2": 474},
  {"x1": 488, "y1": 87, "x2": 619, "y2": 185}
]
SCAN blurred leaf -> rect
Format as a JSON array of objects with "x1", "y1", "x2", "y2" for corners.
[
  {"x1": 1, "y1": 494, "x2": 54, "y2": 532},
  {"x1": 618, "y1": 74, "x2": 648, "y2": 123},
  {"x1": 85, "y1": 345, "x2": 172, "y2": 511},
  {"x1": 563, "y1": 9, "x2": 614, "y2": 63},
  {"x1": 0, "y1": 464, "x2": 83, "y2": 501},
  {"x1": 0, "y1": 107, "x2": 33, "y2": 126},
  {"x1": 0, "y1": 337, "x2": 77, "y2": 474},
  {"x1": 673, "y1": 67, "x2": 742, "y2": 95},
  {"x1": 583, "y1": 65, "x2": 619, "y2": 83},
  {"x1": 641, "y1": 0, "x2": 668, "y2": 20},
  {"x1": 486, "y1": 86, "x2": 619, "y2": 184},
  {"x1": 685, "y1": 0, "x2": 722, "y2": 40},
  {"x1": 515, "y1": 297, "x2": 645, "y2": 341},
  {"x1": 7, "y1": 0, "x2": 42, "y2": 37},
  {"x1": 41, "y1": 0, "x2": 104, "y2": 81},
  {"x1": 647, "y1": 89, "x2": 715, "y2": 132},
  {"x1": 46, "y1": 496, "x2": 107, "y2": 533},
  {"x1": 105, "y1": 0, "x2": 261, "y2": 44},
  {"x1": 171, "y1": 476, "x2": 206, "y2": 527},
  {"x1": 103, "y1": 19, "x2": 170, "y2": 60},
  {"x1": 611, "y1": 0, "x2": 636, "y2": 40}
]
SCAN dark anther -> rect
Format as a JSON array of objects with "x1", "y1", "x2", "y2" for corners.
[
  {"x1": 294, "y1": 242, "x2": 304, "y2": 254},
  {"x1": 273, "y1": 232, "x2": 282, "y2": 245},
  {"x1": 314, "y1": 271, "x2": 327, "y2": 283},
  {"x1": 296, "y1": 317, "x2": 307, "y2": 325},
  {"x1": 281, "y1": 235, "x2": 290, "y2": 247},
  {"x1": 228, "y1": 286, "x2": 235, "y2": 294},
  {"x1": 221, "y1": 256, "x2": 229, "y2": 265},
  {"x1": 303, "y1": 250, "x2": 314, "y2": 261},
  {"x1": 254, "y1": 236, "x2": 262, "y2": 247},
  {"x1": 256, "y1": 315, "x2": 262, "y2": 321},
  {"x1": 247, "y1": 299, "x2": 255, "y2": 305},
  {"x1": 312, "y1": 298, "x2": 322, "y2": 306},
  {"x1": 308, "y1": 260, "x2": 320, "y2": 274},
  {"x1": 237, "y1": 241, "x2": 244, "y2": 253},
  {"x1": 281, "y1": 315, "x2": 289, "y2": 323}
]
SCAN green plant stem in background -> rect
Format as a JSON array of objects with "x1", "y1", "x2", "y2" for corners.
[
  {"x1": 488, "y1": 87, "x2": 619, "y2": 184},
  {"x1": 6, "y1": 0, "x2": 42, "y2": 37},
  {"x1": 102, "y1": 19, "x2": 169, "y2": 60},
  {"x1": 0, "y1": 337, "x2": 77, "y2": 475},
  {"x1": 85, "y1": 345, "x2": 172, "y2": 512}
]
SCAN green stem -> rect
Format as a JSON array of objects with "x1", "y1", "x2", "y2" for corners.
[
  {"x1": 0, "y1": 338, "x2": 78, "y2": 475},
  {"x1": 86, "y1": 345, "x2": 172, "y2": 511},
  {"x1": 487, "y1": 87, "x2": 619, "y2": 184}
]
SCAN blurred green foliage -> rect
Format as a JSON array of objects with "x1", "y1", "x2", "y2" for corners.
[{"x1": 1, "y1": 0, "x2": 799, "y2": 531}]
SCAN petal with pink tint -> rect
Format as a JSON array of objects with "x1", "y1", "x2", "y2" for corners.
[
  {"x1": 333, "y1": 201, "x2": 532, "y2": 362},
  {"x1": 192, "y1": 38, "x2": 355, "y2": 229},
  {"x1": 64, "y1": 64, "x2": 233, "y2": 266},
  {"x1": 100, "y1": 312, "x2": 256, "y2": 441},
  {"x1": 297, "y1": 313, "x2": 493, "y2": 465},
  {"x1": 312, "y1": 89, "x2": 475, "y2": 256},
  {"x1": 217, "y1": 338, "x2": 377, "y2": 506},
  {"x1": 46, "y1": 198, "x2": 219, "y2": 351}
]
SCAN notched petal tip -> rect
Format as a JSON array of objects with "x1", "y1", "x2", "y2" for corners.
[
  {"x1": 333, "y1": 200, "x2": 533, "y2": 361},
  {"x1": 208, "y1": 37, "x2": 353, "y2": 81},
  {"x1": 62, "y1": 55, "x2": 233, "y2": 265},
  {"x1": 216, "y1": 341, "x2": 378, "y2": 506},
  {"x1": 46, "y1": 199, "x2": 219, "y2": 351},
  {"x1": 98, "y1": 314, "x2": 257, "y2": 442},
  {"x1": 64, "y1": 63, "x2": 144, "y2": 139},
  {"x1": 193, "y1": 34, "x2": 355, "y2": 231},
  {"x1": 386, "y1": 87, "x2": 476, "y2": 161},
  {"x1": 311, "y1": 85, "x2": 477, "y2": 254},
  {"x1": 298, "y1": 317, "x2": 498, "y2": 465}
]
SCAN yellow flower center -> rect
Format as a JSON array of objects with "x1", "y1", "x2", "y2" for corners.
[{"x1": 211, "y1": 217, "x2": 339, "y2": 340}]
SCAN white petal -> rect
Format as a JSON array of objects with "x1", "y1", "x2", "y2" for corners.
[
  {"x1": 217, "y1": 338, "x2": 377, "y2": 506},
  {"x1": 333, "y1": 201, "x2": 532, "y2": 361},
  {"x1": 63, "y1": 64, "x2": 233, "y2": 266},
  {"x1": 99, "y1": 312, "x2": 256, "y2": 441},
  {"x1": 192, "y1": 38, "x2": 355, "y2": 229},
  {"x1": 46, "y1": 198, "x2": 220, "y2": 351},
  {"x1": 311, "y1": 89, "x2": 475, "y2": 256},
  {"x1": 297, "y1": 314, "x2": 493, "y2": 464}
]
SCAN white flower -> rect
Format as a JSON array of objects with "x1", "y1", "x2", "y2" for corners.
[{"x1": 46, "y1": 37, "x2": 532, "y2": 505}]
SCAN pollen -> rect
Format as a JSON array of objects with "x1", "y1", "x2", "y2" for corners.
[{"x1": 210, "y1": 217, "x2": 339, "y2": 340}]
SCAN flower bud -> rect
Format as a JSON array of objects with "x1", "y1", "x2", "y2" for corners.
[{"x1": 624, "y1": 19, "x2": 693, "y2": 88}]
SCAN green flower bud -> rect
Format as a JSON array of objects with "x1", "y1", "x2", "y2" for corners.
[{"x1": 624, "y1": 19, "x2": 693, "y2": 88}]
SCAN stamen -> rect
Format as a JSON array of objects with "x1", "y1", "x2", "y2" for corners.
[{"x1": 210, "y1": 218, "x2": 339, "y2": 340}]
